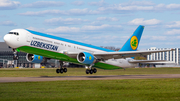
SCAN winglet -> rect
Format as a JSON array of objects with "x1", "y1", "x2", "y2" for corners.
[{"x1": 119, "y1": 25, "x2": 144, "y2": 51}]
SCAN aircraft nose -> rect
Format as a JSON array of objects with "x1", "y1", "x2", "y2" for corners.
[
  {"x1": 3, "y1": 34, "x2": 11, "y2": 45},
  {"x1": 4, "y1": 34, "x2": 9, "y2": 42}
]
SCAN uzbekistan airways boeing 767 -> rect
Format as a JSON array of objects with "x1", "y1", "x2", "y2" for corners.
[{"x1": 3, "y1": 25, "x2": 172, "y2": 74}]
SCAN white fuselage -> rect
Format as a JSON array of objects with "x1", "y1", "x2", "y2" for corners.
[{"x1": 4, "y1": 29, "x2": 138, "y2": 68}]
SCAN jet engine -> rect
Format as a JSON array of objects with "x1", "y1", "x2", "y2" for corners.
[
  {"x1": 77, "y1": 52, "x2": 95, "y2": 65},
  {"x1": 26, "y1": 53, "x2": 44, "y2": 63}
]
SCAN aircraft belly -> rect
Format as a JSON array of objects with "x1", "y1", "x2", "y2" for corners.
[{"x1": 18, "y1": 46, "x2": 123, "y2": 70}]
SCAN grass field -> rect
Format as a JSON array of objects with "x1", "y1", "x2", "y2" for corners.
[
  {"x1": 0, "y1": 68, "x2": 180, "y2": 101},
  {"x1": 0, "y1": 79, "x2": 180, "y2": 101},
  {"x1": 0, "y1": 67, "x2": 180, "y2": 77}
]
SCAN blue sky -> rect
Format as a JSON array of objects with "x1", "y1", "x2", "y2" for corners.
[{"x1": 1, "y1": 0, "x2": 180, "y2": 50}]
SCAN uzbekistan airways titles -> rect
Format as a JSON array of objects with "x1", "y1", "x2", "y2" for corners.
[{"x1": 30, "y1": 40, "x2": 59, "y2": 51}]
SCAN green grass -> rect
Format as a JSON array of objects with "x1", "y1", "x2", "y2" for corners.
[
  {"x1": 0, "y1": 79, "x2": 180, "y2": 101},
  {"x1": 0, "y1": 67, "x2": 180, "y2": 77},
  {"x1": 0, "y1": 68, "x2": 180, "y2": 101}
]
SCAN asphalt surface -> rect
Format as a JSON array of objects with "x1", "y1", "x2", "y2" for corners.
[{"x1": 0, "y1": 74, "x2": 180, "y2": 82}]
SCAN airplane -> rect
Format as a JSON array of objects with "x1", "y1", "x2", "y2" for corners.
[{"x1": 3, "y1": 25, "x2": 173, "y2": 74}]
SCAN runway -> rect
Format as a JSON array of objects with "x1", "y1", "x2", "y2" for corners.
[{"x1": 0, "y1": 74, "x2": 180, "y2": 83}]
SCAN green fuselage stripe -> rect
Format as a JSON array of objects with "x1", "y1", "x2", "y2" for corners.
[{"x1": 18, "y1": 46, "x2": 123, "y2": 70}]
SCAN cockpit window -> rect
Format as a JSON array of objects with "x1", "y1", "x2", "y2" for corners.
[
  {"x1": 8, "y1": 32, "x2": 19, "y2": 35},
  {"x1": 9, "y1": 32, "x2": 14, "y2": 34}
]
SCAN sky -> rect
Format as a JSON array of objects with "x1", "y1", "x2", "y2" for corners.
[{"x1": 1, "y1": 0, "x2": 180, "y2": 50}]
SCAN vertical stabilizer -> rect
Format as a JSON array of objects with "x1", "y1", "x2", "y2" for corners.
[{"x1": 119, "y1": 25, "x2": 144, "y2": 51}]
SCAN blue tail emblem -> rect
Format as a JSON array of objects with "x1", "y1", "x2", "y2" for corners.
[{"x1": 119, "y1": 25, "x2": 144, "y2": 51}]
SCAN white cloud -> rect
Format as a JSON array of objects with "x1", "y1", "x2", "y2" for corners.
[
  {"x1": 90, "y1": 21, "x2": 103, "y2": 25},
  {"x1": 88, "y1": 0, "x2": 107, "y2": 6},
  {"x1": 26, "y1": 27, "x2": 45, "y2": 32},
  {"x1": 46, "y1": 26, "x2": 80, "y2": 33},
  {"x1": 0, "y1": 21, "x2": 16, "y2": 26},
  {"x1": 98, "y1": 2, "x2": 180, "y2": 13},
  {"x1": 81, "y1": 24, "x2": 121, "y2": 31},
  {"x1": 19, "y1": 8, "x2": 100, "y2": 16},
  {"x1": 21, "y1": 1, "x2": 64, "y2": 8},
  {"x1": 142, "y1": 35, "x2": 167, "y2": 41},
  {"x1": 166, "y1": 29, "x2": 180, "y2": 35},
  {"x1": 44, "y1": 17, "x2": 89, "y2": 25},
  {"x1": 97, "y1": 17, "x2": 119, "y2": 21},
  {"x1": 18, "y1": 1, "x2": 180, "y2": 16},
  {"x1": 71, "y1": 1, "x2": 84, "y2": 6},
  {"x1": 0, "y1": 0, "x2": 20, "y2": 10},
  {"x1": 166, "y1": 21, "x2": 180, "y2": 28},
  {"x1": 28, "y1": 24, "x2": 122, "y2": 34},
  {"x1": 128, "y1": 18, "x2": 161, "y2": 25},
  {"x1": 166, "y1": 4, "x2": 180, "y2": 10},
  {"x1": 98, "y1": 4, "x2": 154, "y2": 12},
  {"x1": 125, "y1": 1, "x2": 155, "y2": 6}
]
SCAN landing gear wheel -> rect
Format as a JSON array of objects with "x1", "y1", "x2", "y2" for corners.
[
  {"x1": 90, "y1": 69, "x2": 93, "y2": 74},
  {"x1": 86, "y1": 69, "x2": 90, "y2": 74},
  {"x1": 56, "y1": 69, "x2": 60, "y2": 73},
  {"x1": 63, "y1": 68, "x2": 67, "y2": 73},
  {"x1": 60, "y1": 69, "x2": 64, "y2": 74},
  {"x1": 93, "y1": 68, "x2": 97, "y2": 73}
]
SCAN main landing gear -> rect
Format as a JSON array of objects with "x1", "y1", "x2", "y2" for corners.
[
  {"x1": 56, "y1": 61, "x2": 67, "y2": 74},
  {"x1": 85, "y1": 66, "x2": 97, "y2": 74}
]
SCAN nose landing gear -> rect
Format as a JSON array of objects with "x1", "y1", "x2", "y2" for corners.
[{"x1": 13, "y1": 49, "x2": 19, "y2": 60}]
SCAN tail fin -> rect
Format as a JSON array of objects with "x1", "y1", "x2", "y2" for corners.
[{"x1": 119, "y1": 25, "x2": 144, "y2": 51}]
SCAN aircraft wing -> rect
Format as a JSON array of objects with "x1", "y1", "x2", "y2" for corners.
[
  {"x1": 128, "y1": 60, "x2": 174, "y2": 63},
  {"x1": 66, "y1": 49, "x2": 174, "y2": 60},
  {"x1": 93, "y1": 49, "x2": 174, "y2": 60}
]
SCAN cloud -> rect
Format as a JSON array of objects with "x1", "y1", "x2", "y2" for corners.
[
  {"x1": 96, "y1": 17, "x2": 119, "y2": 21},
  {"x1": 81, "y1": 24, "x2": 121, "y2": 31},
  {"x1": 0, "y1": 0, "x2": 20, "y2": 10},
  {"x1": 128, "y1": 18, "x2": 161, "y2": 25},
  {"x1": 98, "y1": 3, "x2": 180, "y2": 13},
  {"x1": 88, "y1": 0, "x2": 107, "y2": 6},
  {"x1": 28, "y1": 24, "x2": 122, "y2": 33},
  {"x1": 46, "y1": 26, "x2": 80, "y2": 33},
  {"x1": 90, "y1": 21, "x2": 103, "y2": 25},
  {"x1": 19, "y1": 8, "x2": 100, "y2": 16},
  {"x1": 21, "y1": 1, "x2": 64, "y2": 8},
  {"x1": 124, "y1": 1, "x2": 155, "y2": 6},
  {"x1": 18, "y1": 1, "x2": 180, "y2": 16},
  {"x1": 0, "y1": 21, "x2": 17, "y2": 26},
  {"x1": 166, "y1": 29, "x2": 180, "y2": 35},
  {"x1": 166, "y1": 4, "x2": 180, "y2": 10},
  {"x1": 44, "y1": 17, "x2": 89, "y2": 25},
  {"x1": 143, "y1": 35, "x2": 167, "y2": 41},
  {"x1": 165, "y1": 21, "x2": 180, "y2": 28},
  {"x1": 71, "y1": 1, "x2": 84, "y2": 6}
]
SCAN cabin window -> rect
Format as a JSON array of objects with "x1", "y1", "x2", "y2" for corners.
[{"x1": 54, "y1": 42, "x2": 60, "y2": 45}]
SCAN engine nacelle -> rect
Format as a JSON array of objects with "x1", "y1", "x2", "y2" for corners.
[
  {"x1": 77, "y1": 52, "x2": 95, "y2": 65},
  {"x1": 26, "y1": 53, "x2": 43, "y2": 63}
]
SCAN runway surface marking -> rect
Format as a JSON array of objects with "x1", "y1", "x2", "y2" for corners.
[{"x1": 0, "y1": 74, "x2": 180, "y2": 83}]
